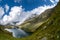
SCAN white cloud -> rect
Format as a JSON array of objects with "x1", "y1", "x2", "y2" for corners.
[
  {"x1": 0, "y1": 7, "x2": 4, "y2": 19},
  {"x1": 50, "y1": 0, "x2": 59, "y2": 3},
  {"x1": 1, "y1": 6, "x2": 23, "y2": 25},
  {"x1": 0, "y1": 0, "x2": 59, "y2": 25},
  {"x1": 50, "y1": 0, "x2": 55, "y2": 3},
  {"x1": 5, "y1": 4, "x2": 9, "y2": 12}
]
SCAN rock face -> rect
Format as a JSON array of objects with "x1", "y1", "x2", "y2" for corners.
[{"x1": 19, "y1": 9, "x2": 53, "y2": 32}]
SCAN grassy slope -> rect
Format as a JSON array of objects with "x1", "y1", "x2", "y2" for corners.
[
  {"x1": 0, "y1": 1, "x2": 60, "y2": 40},
  {"x1": 20, "y1": 9, "x2": 52, "y2": 32}
]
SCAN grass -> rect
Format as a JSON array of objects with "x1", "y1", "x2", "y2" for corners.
[{"x1": 0, "y1": 1, "x2": 60, "y2": 40}]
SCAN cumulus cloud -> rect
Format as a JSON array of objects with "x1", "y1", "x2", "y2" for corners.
[
  {"x1": 0, "y1": 6, "x2": 23, "y2": 25},
  {"x1": 50, "y1": 0, "x2": 59, "y2": 3},
  {"x1": 0, "y1": 0, "x2": 59, "y2": 25},
  {"x1": 50, "y1": 0, "x2": 55, "y2": 3},
  {"x1": 5, "y1": 4, "x2": 9, "y2": 12},
  {"x1": 0, "y1": 7, "x2": 4, "y2": 19}
]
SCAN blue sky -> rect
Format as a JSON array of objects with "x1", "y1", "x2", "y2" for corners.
[
  {"x1": 0, "y1": 0, "x2": 54, "y2": 11},
  {"x1": 0, "y1": 0, "x2": 59, "y2": 25}
]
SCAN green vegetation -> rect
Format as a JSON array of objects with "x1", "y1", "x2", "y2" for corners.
[
  {"x1": 0, "y1": 1, "x2": 60, "y2": 40},
  {"x1": 20, "y1": 9, "x2": 52, "y2": 32}
]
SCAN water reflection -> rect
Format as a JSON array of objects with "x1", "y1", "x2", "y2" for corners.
[{"x1": 5, "y1": 28, "x2": 28, "y2": 38}]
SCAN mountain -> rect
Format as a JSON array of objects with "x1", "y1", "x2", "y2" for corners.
[
  {"x1": 0, "y1": 1, "x2": 60, "y2": 40},
  {"x1": 19, "y1": 9, "x2": 53, "y2": 32}
]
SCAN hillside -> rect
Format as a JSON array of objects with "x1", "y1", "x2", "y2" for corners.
[
  {"x1": 19, "y1": 9, "x2": 52, "y2": 32},
  {"x1": 0, "y1": 1, "x2": 60, "y2": 40}
]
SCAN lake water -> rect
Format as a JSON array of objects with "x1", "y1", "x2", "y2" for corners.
[{"x1": 5, "y1": 28, "x2": 28, "y2": 38}]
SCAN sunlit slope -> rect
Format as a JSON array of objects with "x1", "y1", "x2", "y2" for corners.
[
  {"x1": 19, "y1": 9, "x2": 52, "y2": 32},
  {"x1": 0, "y1": 1, "x2": 60, "y2": 40}
]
